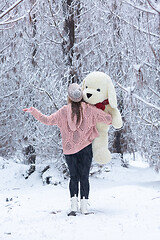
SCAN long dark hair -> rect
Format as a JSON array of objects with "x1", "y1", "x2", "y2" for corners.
[{"x1": 68, "y1": 97, "x2": 83, "y2": 125}]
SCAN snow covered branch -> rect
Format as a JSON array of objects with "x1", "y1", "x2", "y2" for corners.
[
  {"x1": 46, "y1": 0, "x2": 64, "y2": 41},
  {"x1": 146, "y1": 0, "x2": 160, "y2": 14},
  {"x1": 0, "y1": 0, "x2": 37, "y2": 25},
  {"x1": 108, "y1": 8, "x2": 160, "y2": 39},
  {"x1": 0, "y1": 0, "x2": 25, "y2": 19},
  {"x1": 31, "y1": 84, "x2": 59, "y2": 110},
  {"x1": 148, "y1": 87, "x2": 160, "y2": 98},
  {"x1": 115, "y1": 81, "x2": 160, "y2": 112},
  {"x1": 0, "y1": 13, "x2": 29, "y2": 25},
  {"x1": 122, "y1": 0, "x2": 157, "y2": 14}
]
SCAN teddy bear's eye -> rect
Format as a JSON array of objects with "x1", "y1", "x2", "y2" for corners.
[
  {"x1": 97, "y1": 88, "x2": 100, "y2": 92},
  {"x1": 86, "y1": 86, "x2": 88, "y2": 88}
]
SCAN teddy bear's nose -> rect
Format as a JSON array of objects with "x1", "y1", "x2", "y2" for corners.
[{"x1": 87, "y1": 93, "x2": 92, "y2": 99}]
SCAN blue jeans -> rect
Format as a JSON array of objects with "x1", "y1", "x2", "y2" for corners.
[{"x1": 65, "y1": 144, "x2": 93, "y2": 199}]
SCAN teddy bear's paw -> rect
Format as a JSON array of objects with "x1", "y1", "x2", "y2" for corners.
[
  {"x1": 112, "y1": 118, "x2": 123, "y2": 129},
  {"x1": 93, "y1": 149, "x2": 111, "y2": 164}
]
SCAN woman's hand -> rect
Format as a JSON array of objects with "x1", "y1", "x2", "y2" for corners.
[{"x1": 23, "y1": 107, "x2": 34, "y2": 113}]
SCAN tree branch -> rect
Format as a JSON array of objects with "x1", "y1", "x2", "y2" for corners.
[
  {"x1": 0, "y1": 0, "x2": 25, "y2": 19},
  {"x1": 148, "y1": 86, "x2": 160, "y2": 98},
  {"x1": 122, "y1": 0, "x2": 156, "y2": 14},
  {"x1": 0, "y1": 1, "x2": 38, "y2": 25},
  {"x1": 115, "y1": 81, "x2": 160, "y2": 112},
  {"x1": 146, "y1": 0, "x2": 160, "y2": 14},
  {"x1": 31, "y1": 84, "x2": 59, "y2": 110},
  {"x1": 0, "y1": 13, "x2": 28, "y2": 25},
  {"x1": 46, "y1": 0, "x2": 64, "y2": 41},
  {"x1": 108, "y1": 8, "x2": 160, "y2": 39}
]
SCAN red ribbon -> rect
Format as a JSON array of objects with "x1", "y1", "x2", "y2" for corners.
[{"x1": 95, "y1": 99, "x2": 109, "y2": 111}]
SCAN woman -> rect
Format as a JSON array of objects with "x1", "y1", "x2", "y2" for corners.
[{"x1": 23, "y1": 83, "x2": 112, "y2": 216}]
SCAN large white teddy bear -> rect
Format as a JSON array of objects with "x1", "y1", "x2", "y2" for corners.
[{"x1": 82, "y1": 71, "x2": 123, "y2": 164}]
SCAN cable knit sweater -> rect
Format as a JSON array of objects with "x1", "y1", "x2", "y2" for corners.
[{"x1": 29, "y1": 102, "x2": 112, "y2": 155}]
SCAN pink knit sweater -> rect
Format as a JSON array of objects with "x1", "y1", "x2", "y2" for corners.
[{"x1": 29, "y1": 102, "x2": 112, "y2": 155}]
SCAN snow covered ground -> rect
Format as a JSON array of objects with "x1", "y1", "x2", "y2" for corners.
[{"x1": 0, "y1": 154, "x2": 160, "y2": 240}]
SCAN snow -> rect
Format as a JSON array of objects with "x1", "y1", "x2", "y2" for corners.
[
  {"x1": 0, "y1": 154, "x2": 160, "y2": 240},
  {"x1": 133, "y1": 64, "x2": 142, "y2": 71}
]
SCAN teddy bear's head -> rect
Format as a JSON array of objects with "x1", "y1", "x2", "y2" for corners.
[{"x1": 82, "y1": 71, "x2": 117, "y2": 109}]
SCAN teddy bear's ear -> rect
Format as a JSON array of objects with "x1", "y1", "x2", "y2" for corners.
[
  {"x1": 107, "y1": 80, "x2": 117, "y2": 109},
  {"x1": 82, "y1": 79, "x2": 85, "y2": 90}
]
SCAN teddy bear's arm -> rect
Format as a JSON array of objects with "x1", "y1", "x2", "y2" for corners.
[{"x1": 105, "y1": 107, "x2": 122, "y2": 129}]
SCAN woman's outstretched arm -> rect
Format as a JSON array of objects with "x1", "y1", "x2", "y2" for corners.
[{"x1": 23, "y1": 107, "x2": 60, "y2": 126}]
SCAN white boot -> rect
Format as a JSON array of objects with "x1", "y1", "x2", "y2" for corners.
[
  {"x1": 80, "y1": 197, "x2": 88, "y2": 214},
  {"x1": 68, "y1": 195, "x2": 78, "y2": 216}
]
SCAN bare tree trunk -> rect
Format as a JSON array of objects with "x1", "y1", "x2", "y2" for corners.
[
  {"x1": 62, "y1": 0, "x2": 80, "y2": 83},
  {"x1": 111, "y1": 0, "x2": 124, "y2": 157}
]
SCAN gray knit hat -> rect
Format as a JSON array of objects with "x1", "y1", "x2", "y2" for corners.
[{"x1": 68, "y1": 83, "x2": 82, "y2": 102}]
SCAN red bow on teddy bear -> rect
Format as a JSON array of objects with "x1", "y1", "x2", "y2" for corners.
[{"x1": 95, "y1": 99, "x2": 109, "y2": 111}]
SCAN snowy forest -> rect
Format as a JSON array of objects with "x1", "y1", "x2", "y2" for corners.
[
  {"x1": 0, "y1": 0, "x2": 160, "y2": 171},
  {"x1": 0, "y1": 1, "x2": 160, "y2": 239}
]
